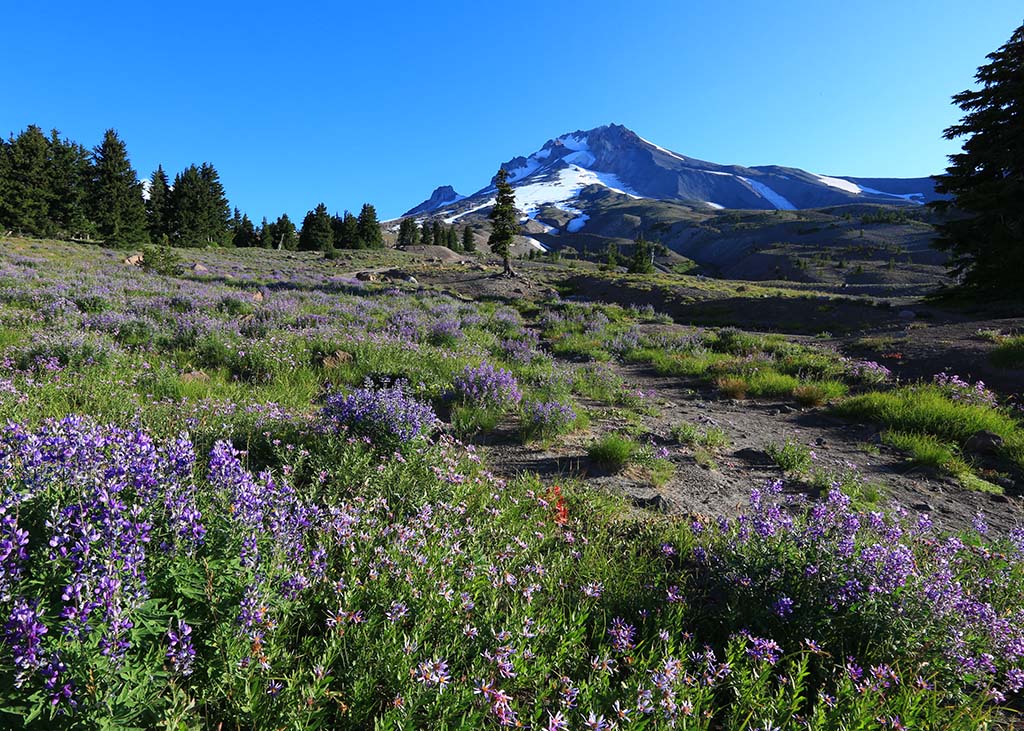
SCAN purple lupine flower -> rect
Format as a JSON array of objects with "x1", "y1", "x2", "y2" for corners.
[
  {"x1": 451, "y1": 363, "x2": 522, "y2": 408},
  {"x1": 166, "y1": 619, "x2": 196, "y2": 676},
  {"x1": 321, "y1": 380, "x2": 438, "y2": 445}
]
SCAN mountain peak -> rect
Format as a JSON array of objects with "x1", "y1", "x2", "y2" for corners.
[
  {"x1": 403, "y1": 185, "x2": 465, "y2": 217},
  {"x1": 403, "y1": 125, "x2": 941, "y2": 225}
]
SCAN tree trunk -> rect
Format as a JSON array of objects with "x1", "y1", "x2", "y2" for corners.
[{"x1": 503, "y1": 257, "x2": 516, "y2": 278}]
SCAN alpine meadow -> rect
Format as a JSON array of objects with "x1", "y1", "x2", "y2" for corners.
[{"x1": 1, "y1": 6, "x2": 1023, "y2": 731}]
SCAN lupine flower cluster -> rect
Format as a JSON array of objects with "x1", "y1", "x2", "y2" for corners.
[
  {"x1": 321, "y1": 381, "x2": 439, "y2": 446},
  {"x1": 520, "y1": 399, "x2": 578, "y2": 441},
  {"x1": 933, "y1": 372, "x2": 999, "y2": 408},
  {"x1": 451, "y1": 363, "x2": 522, "y2": 409}
]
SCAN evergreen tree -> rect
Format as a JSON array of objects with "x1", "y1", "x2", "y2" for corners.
[
  {"x1": 396, "y1": 217, "x2": 420, "y2": 247},
  {"x1": 628, "y1": 236, "x2": 655, "y2": 274},
  {"x1": 259, "y1": 217, "x2": 272, "y2": 248},
  {"x1": 332, "y1": 211, "x2": 360, "y2": 249},
  {"x1": 264, "y1": 213, "x2": 297, "y2": 250},
  {"x1": 445, "y1": 224, "x2": 460, "y2": 251},
  {"x1": 432, "y1": 220, "x2": 443, "y2": 251},
  {"x1": 487, "y1": 168, "x2": 518, "y2": 277},
  {"x1": 89, "y1": 129, "x2": 149, "y2": 247},
  {"x1": 421, "y1": 219, "x2": 434, "y2": 246},
  {"x1": 146, "y1": 165, "x2": 171, "y2": 243},
  {"x1": 357, "y1": 203, "x2": 383, "y2": 248},
  {"x1": 462, "y1": 225, "x2": 476, "y2": 252},
  {"x1": 299, "y1": 202, "x2": 334, "y2": 251},
  {"x1": 0, "y1": 125, "x2": 52, "y2": 234},
  {"x1": 606, "y1": 242, "x2": 619, "y2": 269},
  {"x1": 932, "y1": 23, "x2": 1024, "y2": 294},
  {"x1": 166, "y1": 165, "x2": 206, "y2": 247},
  {"x1": 232, "y1": 213, "x2": 258, "y2": 248},
  {"x1": 198, "y1": 163, "x2": 231, "y2": 245},
  {"x1": 46, "y1": 130, "x2": 93, "y2": 239}
]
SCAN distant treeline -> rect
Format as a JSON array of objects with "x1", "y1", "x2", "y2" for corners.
[{"x1": 0, "y1": 124, "x2": 384, "y2": 252}]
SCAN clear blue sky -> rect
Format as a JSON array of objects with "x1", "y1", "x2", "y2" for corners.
[{"x1": 3, "y1": 1, "x2": 1020, "y2": 221}]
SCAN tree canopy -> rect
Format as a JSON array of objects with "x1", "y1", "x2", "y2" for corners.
[
  {"x1": 487, "y1": 168, "x2": 518, "y2": 277},
  {"x1": 932, "y1": 23, "x2": 1024, "y2": 295}
]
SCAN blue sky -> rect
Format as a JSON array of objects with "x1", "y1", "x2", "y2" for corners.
[{"x1": 4, "y1": 1, "x2": 1020, "y2": 221}]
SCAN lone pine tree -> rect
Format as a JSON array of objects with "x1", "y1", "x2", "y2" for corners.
[
  {"x1": 932, "y1": 22, "x2": 1024, "y2": 294},
  {"x1": 488, "y1": 168, "x2": 518, "y2": 277}
]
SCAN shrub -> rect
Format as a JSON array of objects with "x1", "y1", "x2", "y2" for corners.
[
  {"x1": 765, "y1": 438, "x2": 813, "y2": 474},
  {"x1": 792, "y1": 380, "x2": 848, "y2": 407},
  {"x1": 321, "y1": 381, "x2": 438, "y2": 447},
  {"x1": 991, "y1": 336, "x2": 1024, "y2": 368},
  {"x1": 716, "y1": 376, "x2": 749, "y2": 399},
  {"x1": 587, "y1": 433, "x2": 641, "y2": 472},
  {"x1": 519, "y1": 399, "x2": 577, "y2": 443},
  {"x1": 139, "y1": 244, "x2": 184, "y2": 276},
  {"x1": 451, "y1": 363, "x2": 521, "y2": 409}
]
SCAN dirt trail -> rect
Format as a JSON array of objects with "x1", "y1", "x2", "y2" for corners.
[{"x1": 482, "y1": 360, "x2": 1024, "y2": 534}]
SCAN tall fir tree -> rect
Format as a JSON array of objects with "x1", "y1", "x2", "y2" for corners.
[
  {"x1": 420, "y1": 219, "x2": 434, "y2": 246},
  {"x1": 166, "y1": 165, "x2": 206, "y2": 247},
  {"x1": 332, "y1": 211, "x2": 360, "y2": 249},
  {"x1": 445, "y1": 224, "x2": 460, "y2": 251},
  {"x1": 396, "y1": 217, "x2": 420, "y2": 247},
  {"x1": 146, "y1": 165, "x2": 171, "y2": 243},
  {"x1": 628, "y1": 235, "x2": 654, "y2": 274},
  {"x1": 45, "y1": 130, "x2": 93, "y2": 239},
  {"x1": 487, "y1": 168, "x2": 518, "y2": 277},
  {"x1": 198, "y1": 163, "x2": 230, "y2": 246},
  {"x1": 1, "y1": 125, "x2": 52, "y2": 235},
  {"x1": 356, "y1": 203, "x2": 384, "y2": 248},
  {"x1": 431, "y1": 220, "x2": 443, "y2": 251},
  {"x1": 89, "y1": 129, "x2": 149, "y2": 247},
  {"x1": 462, "y1": 225, "x2": 476, "y2": 252},
  {"x1": 232, "y1": 212, "x2": 258, "y2": 248},
  {"x1": 299, "y1": 203, "x2": 334, "y2": 251},
  {"x1": 931, "y1": 22, "x2": 1024, "y2": 294},
  {"x1": 265, "y1": 213, "x2": 297, "y2": 250}
]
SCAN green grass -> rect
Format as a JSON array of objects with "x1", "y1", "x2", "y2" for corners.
[
  {"x1": 835, "y1": 385, "x2": 1022, "y2": 469},
  {"x1": 672, "y1": 421, "x2": 730, "y2": 450},
  {"x1": 991, "y1": 335, "x2": 1024, "y2": 368},
  {"x1": 882, "y1": 430, "x2": 969, "y2": 474},
  {"x1": 587, "y1": 433, "x2": 642, "y2": 472},
  {"x1": 765, "y1": 438, "x2": 814, "y2": 475}
]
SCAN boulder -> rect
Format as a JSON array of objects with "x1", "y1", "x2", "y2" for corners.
[
  {"x1": 964, "y1": 430, "x2": 1004, "y2": 456},
  {"x1": 123, "y1": 253, "x2": 143, "y2": 266},
  {"x1": 898, "y1": 309, "x2": 917, "y2": 320},
  {"x1": 355, "y1": 271, "x2": 378, "y2": 282},
  {"x1": 181, "y1": 370, "x2": 209, "y2": 383},
  {"x1": 191, "y1": 262, "x2": 209, "y2": 274},
  {"x1": 252, "y1": 290, "x2": 265, "y2": 303}
]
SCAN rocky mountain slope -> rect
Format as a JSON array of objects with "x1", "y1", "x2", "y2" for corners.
[{"x1": 404, "y1": 124, "x2": 941, "y2": 225}]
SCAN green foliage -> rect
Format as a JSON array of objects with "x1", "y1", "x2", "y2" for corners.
[
  {"x1": 488, "y1": 168, "x2": 518, "y2": 276},
  {"x1": 165, "y1": 163, "x2": 231, "y2": 247},
  {"x1": 264, "y1": 213, "x2": 297, "y2": 250},
  {"x1": 882, "y1": 430, "x2": 969, "y2": 474},
  {"x1": 299, "y1": 202, "x2": 334, "y2": 252},
  {"x1": 357, "y1": 203, "x2": 384, "y2": 249},
  {"x1": 461, "y1": 224, "x2": 476, "y2": 252},
  {"x1": 931, "y1": 23, "x2": 1024, "y2": 294},
  {"x1": 396, "y1": 217, "x2": 420, "y2": 247},
  {"x1": 991, "y1": 335, "x2": 1024, "y2": 368},
  {"x1": 628, "y1": 235, "x2": 655, "y2": 273},
  {"x1": 139, "y1": 244, "x2": 184, "y2": 276},
  {"x1": 587, "y1": 432, "x2": 642, "y2": 471},
  {"x1": 89, "y1": 128, "x2": 150, "y2": 247},
  {"x1": 765, "y1": 438, "x2": 814, "y2": 474}
]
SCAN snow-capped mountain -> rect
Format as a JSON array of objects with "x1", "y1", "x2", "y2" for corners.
[{"x1": 403, "y1": 124, "x2": 940, "y2": 226}]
